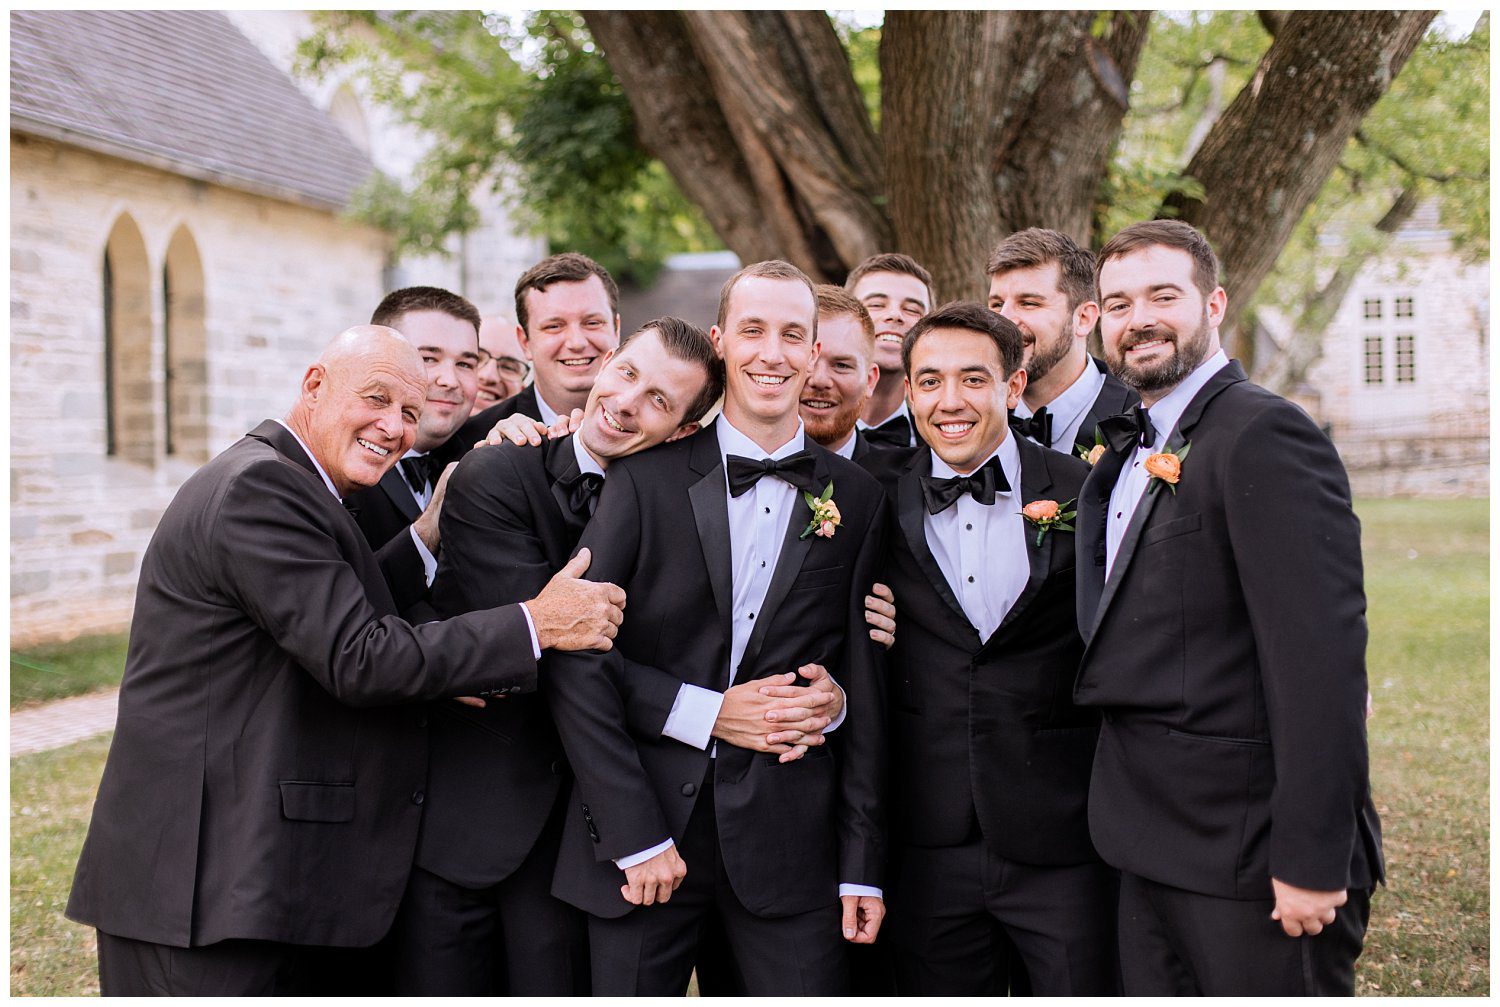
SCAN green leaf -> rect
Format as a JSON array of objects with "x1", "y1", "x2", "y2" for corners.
[
  {"x1": 1176, "y1": 441, "x2": 1192, "y2": 462},
  {"x1": 819, "y1": 481, "x2": 834, "y2": 504},
  {"x1": 803, "y1": 491, "x2": 818, "y2": 509}
]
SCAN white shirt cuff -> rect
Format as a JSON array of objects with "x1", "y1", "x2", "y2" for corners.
[
  {"x1": 518, "y1": 602, "x2": 541, "y2": 660},
  {"x1": 409, "y1": 524, "x2": 438, "y2": 586},
  {"x1": 662, "y1": 683, "x2": 725, "y2": 750},
  {"x1": 839, "y1": 884, "x2": 883, "y2": 899},
  {"x1": 614, "y1": 838, "x2": 674, "y2": 870},
  {"x1": 824, "y1": 673, "x2": 847, "y2": 733}
]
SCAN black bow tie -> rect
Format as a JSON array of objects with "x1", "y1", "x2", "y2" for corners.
[
  {"x1": 559, "y1": 470, "x2": 605, "y2": 517},
  {"x1": 398, "y1": 455, "x2": 434, "y2": 493},
  {"x1": 1098, "y1": 404, "x2": 1156, "y2": 454},
  {"x1": 726, "y1": 451, "x2": 818, "y2": 498},
  {"x1": 1010, "y1": 407, "x2": 1053, "y2": 446},
  {"x1": 863, "y1": 414, "x2": 912, "y2": 449},
  {"x1": 920, "y1": 456, "x2": 1010, "y2": 514}
]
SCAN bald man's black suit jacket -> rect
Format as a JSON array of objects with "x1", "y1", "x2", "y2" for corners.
[
  {"x1": 66, "y1": 421, "x2": 537, "y2": 949},
  {"x1": 874, "y1": 436, "x2": 1100, "y2": 864},
  {"x1": 546, "y1": 421, "x2": 889, "y2": 919},
  {"x1": 1074, "y1": 362, "x2": 1383, "y2": 899}
]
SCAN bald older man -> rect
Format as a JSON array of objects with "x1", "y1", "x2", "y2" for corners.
[{"x1": 66, "y1": 326, "x2": 626, "y2": 996}]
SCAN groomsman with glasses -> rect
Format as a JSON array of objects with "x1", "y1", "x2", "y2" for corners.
[{"x1": 475, "y1": 314, "x2": 531, "y2": 406}]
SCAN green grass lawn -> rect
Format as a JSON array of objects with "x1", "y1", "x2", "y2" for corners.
[
  {"x1": 10, "y1": 634, "x2": 128, "y2": 709},
  {"x1": 8, "y1": 499, "x2": 1488, "y2": 995}
]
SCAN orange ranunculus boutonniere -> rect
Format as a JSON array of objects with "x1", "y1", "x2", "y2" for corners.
[
  {"x1": 1145, "y1": 442, "x2": 1191, "y2": 496},
  {"x1": 1020, "y1": 497, "x2": 1077, "y2": 547}
]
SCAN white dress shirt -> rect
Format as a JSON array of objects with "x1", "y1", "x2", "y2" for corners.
[
  {"x1": 829, "y1": 429, "x2": 858, "y2": 459},
  {"x1": 396, "y1": 448, "x2": 440, "y2": 585},
  {"x1": 925, "y1": 434, "x2": 1028, "y2": 640},
  {"x1": 1105, "y1": 350, "x2": 1229, "y2": 578},
  {"x1": 1013, "y1": 358, "x2": 1106, "y2": 452}
]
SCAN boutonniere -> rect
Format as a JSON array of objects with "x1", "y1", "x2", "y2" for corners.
[
  {"x1": 800, "y1": 481, "x2": 840, "y2": 540},
  {"x1": 1145, "y1": 442, "x2": 1190, "y2": 495},
  {"x1": 1020, "y1": 497, "x2": 1077, "y2": 547},
  {"x1": 1077, "y1": 430, "x2": 1107, "y2": 466}
]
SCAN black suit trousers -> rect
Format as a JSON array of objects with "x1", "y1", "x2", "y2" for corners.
[
  {"x1": 389, "y1": 793, "x2": 588, "y2": 995},
  {"x1": 96, "y1": 930, "x2": 331, "y2": 996},
  {"x1": 1118, "y1": 871, "x2": 1372, "y2": 995},
  {"x1": 588, "y1": 768, "x2": 846, "y2": 996},
  {"x1": 886, "y1": 839, "x2": 1120, "y2": 996}
]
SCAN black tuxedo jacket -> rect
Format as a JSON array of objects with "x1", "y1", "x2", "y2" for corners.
[
  {"x1": 420, "y1": 435, "x2": 589, "y2": 888},
  {"x1": 437, "y1": 384, "x2": 541, "y2": 469},
  {"x1": 1064, "y1": 356, "x2": 1140, "y2": 454},
  {"x1": 877, "y1": 437, "x2": 1100, "y2": 865},
  {"x1": 1074, "y1": 362, "x2": 1383, "y2": 900},
  {"x1": 67, "y1": 421, "x2": 538, "y2": 949},
  {"x1": 546, "y1": 421, "x2": 889, "y2": 919},
  {"x1": 345, "y1": 465, "x2": 430, "y2": 603}
]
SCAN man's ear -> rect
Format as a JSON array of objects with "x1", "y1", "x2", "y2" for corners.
[
  {"x1": 864, "y1": 363, "x2": 880, "y2": 397},
  {"x1": 709, "y1": 325, "x2": 726, "y2": 359},
  {"x1": 1005, "y1": 367, "x2": 1027, "y2": 410},
  {"x1": 1206, "y1": 286, "x2": 1228, "y2": 329},
  {"x1": 665, "y1": 421, "x2": 700, "y2": 443},
  {"x1": 1074, "y1": 301, "x2": 1100, "y2": 340},
  {"x1": 515, "y1": 323, "x2": 535, "y2": 361},
  {"x1": 301, "y1": 364, "x2": 327, "y2": 407}
]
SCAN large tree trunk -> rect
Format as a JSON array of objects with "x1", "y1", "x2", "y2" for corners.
[{"x1": 1162, "y1": 11, "x2": 1435, "y2": 346}]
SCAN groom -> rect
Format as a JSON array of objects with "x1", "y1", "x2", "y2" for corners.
[
  {"x1": 1073, "y1": 220, "x2": 1383, "y2": 995},
  {"x1": 546, "y1": 260, "x2": 889, "y2": 995}
]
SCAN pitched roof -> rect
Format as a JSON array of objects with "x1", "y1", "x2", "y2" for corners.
[{"x1": 11, "y1": 10, "x2": 374, "y2": 210}]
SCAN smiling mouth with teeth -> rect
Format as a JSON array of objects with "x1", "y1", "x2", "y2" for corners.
[
  {"x1": 600, "y1": 406, "x2": 632, "y2": 434},
  {"x1": 560, "y1": 357, "x2": 596, "y2": 367},
  {"x1": 937, "y1": 422, "x2": 974, "y2": 436},
  {"x1": 750, "y1": 374, "x2": 788, "y2": 386},
  {"x1": 876, "y1": 333, "x2": 903, "y2": 344},
  {"x1": 357, "y1": 437, "x2": 390, "y2": 457},
  {"x1": 801, "y1": 399, "x2": 837, "y2": 410}
]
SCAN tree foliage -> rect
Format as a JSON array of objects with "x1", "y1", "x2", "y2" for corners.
[{"x1": 299, "y1": 10, "x2": 1483, "y2": 362}]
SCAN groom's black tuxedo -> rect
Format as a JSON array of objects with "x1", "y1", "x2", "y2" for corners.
[
  {"x1": 1074, "y1": 361, "x2": 1382, "y2": 994},
  {"x1": 546, "y1": 421, "x2": 888, "y2": 993},
  {"x1": 873, "y1": 436, "x2": 1116, "y2": 994},
  {"x1": 66, "y1": 421, "x2": 538, "y2": 991}
]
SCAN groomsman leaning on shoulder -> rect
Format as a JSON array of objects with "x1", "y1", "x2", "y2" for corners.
[
  {"x1": 874, "y1": 303, "x2": 1118, "y2": 995},
  {"x1": 847, "y1": 253, "x2": 933, "y2": 448},
  {"x1": 986, "y1": 228, "x2": 1136, "y2": 455},
  {"x1": 1075, "y1": 220, "x2": 1383, "y2": 995},
  {"x1": 65, "y1": 326, "x2": 625, "y2": 996},
  {"x1": 547, "y1": 260, "x2": 890, "y2": 995}
]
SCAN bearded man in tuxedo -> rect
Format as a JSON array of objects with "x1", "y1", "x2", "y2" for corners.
[{"x1": 1074, "y1": 219, "x2": 1383, "y2": 995}]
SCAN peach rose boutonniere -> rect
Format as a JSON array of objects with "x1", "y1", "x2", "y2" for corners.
[
  {"x1": 800, "y1": 481, "x2": 840, "y2": 540},
  {"x1": 1020, "y1": 497, "x2": 1077, "y2": 547},
  {"x1": 1145, "y1": 442, "x2": 1191, "y2": 496},
  {"x1": 1076, "y1": 429, "x2": 1107, "y2": 466}
]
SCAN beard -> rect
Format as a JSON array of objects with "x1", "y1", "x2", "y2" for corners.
[
  {"x1": 1022, "y1": 319, "x2": 1075, "y2": 385},
  {"x1": 801, "y1": 395, "x2": 864, "y2": 448},
  {"x1": 1106, "y1": 311, "x2": 1213, "y2": 396}
]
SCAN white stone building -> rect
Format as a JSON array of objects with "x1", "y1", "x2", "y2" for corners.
[{"x1": 10, "y1": 10, "x2": 542, "y2": 645}]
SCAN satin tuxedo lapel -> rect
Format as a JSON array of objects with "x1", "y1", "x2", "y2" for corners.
[
  {"x1": 687, "y1": 426, "x2": 735, "y2": 658},
  {"x1": 1084, "y1": 362, "x2": 1246, "y2": 643},
  {"x1": 895, "y1": 450, "x2": 974, "y2": 645},
  {"x1": 735, "y1": 446, "x2": 830, "y2": 683},
  {"x1": 988, "y1": 435, "x2": 1057, "y2": 646},
  {"x1": 377, "y1": 466, "x2": 423, "y2": 524},
  {"x1": 1073, "y1": 357, "x2": 1140, "y2": 453}
]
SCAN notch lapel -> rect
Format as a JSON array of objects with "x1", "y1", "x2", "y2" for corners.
[
  {"x1": 687, "y1": 426, "x2": 734, "y2": 657},
  {"x1": 735, "y1": 447, "x2": 827, "y2": 681},
  {"x1": 896, "y1": 450, "x2": 973, "y2": 637}
]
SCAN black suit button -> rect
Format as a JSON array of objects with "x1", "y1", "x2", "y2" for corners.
[
  {"x1": 681, "y1": 782, "x2": 697, "y2": 797},
  {"x1": 411, "y1": 789, "x2": 425, "y2": 806},
  {"x1": 550, "y1": 760, "x2": 562, "y2": 775}
]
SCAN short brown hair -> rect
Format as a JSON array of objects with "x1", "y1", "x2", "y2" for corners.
[
  {"x1": 370, "y1": 286, "x2": 481, "y2": 335},
  {"x1": 902, "y1": 301, "x2": 1023, "y2": 378},
  {"x1": 985, "y1": 228, "x2": 1097, "y2": 310},
  {"x1": 715, "y1": 260, "x2": 817, "y2": 333},
  {"x1": 514, "y1": 252, "x2": 619, "y2": 333},
  {"x1": 1095, "y1": 220, "x2": 1221, "y2": 298},
  {"x1": 845, "y1": 252, "x2": 934, "y2": 302},
  {"x1": 617, "y1": 316, "x2": 725, "y2": 423},
  {"x1": 814, "y1": 284, "x2": 875, "y2": 352}
]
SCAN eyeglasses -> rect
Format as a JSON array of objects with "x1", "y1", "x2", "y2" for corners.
[{"x1": 479, "y1": 351, "x2": 531, "y2": 380}]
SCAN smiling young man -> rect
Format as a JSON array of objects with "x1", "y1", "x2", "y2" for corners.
[
  {"x1": 986, "y1": 228, "x2": 1137, "y2": 455},
  {"x1": 868, "y1": 302, "x2": 1115, "y2": 994},
  {"x1": 1074, "y1": 220, "x2": 1383, "y2": 995},
  {"x1": 800, "y1": 285, "x2": 880, "y2": 460},
  {"x1": 451, "y1": 253, "x2": 622, "y2": 455},
  {"x1": 344, "y1": 287, "x2": 483, "y2": 599},
  {"x1": 391, "y1": 318, "x2": 756, "y2": 995},
  {"x1": 475, "y1": 314, "x2": 530, "y2": 406},
  {"x1": 847, "y1": 253, "x2": 933, "y2": 448},
  {"x1": 545, "y1": 261, "x2": 889, "y2": 995}
]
